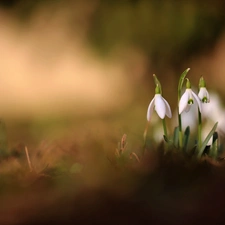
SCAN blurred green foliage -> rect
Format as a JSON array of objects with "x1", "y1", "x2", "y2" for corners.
[{"x1": 88, "y1": 0, "x2": 225, "y2": 71}]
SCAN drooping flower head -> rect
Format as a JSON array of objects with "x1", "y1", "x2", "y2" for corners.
[
  {"x1": 179, "y1": 78, "x2": 202, "y2": 114},
  {"x1": 147, "y1": 85, "x2": 172, "y2": 121},
  {"x1": 198, "y1": 77, "x2": 210, "y2": 103}
]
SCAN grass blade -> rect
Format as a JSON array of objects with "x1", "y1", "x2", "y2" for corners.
[
  {"x1": 183, "y1": 126, "x2": 190, "y2": 152},
  {"x1": 197, "y1": 122, "x2": 218, "y2": 158},
  {"x1": 178, "y1": 68, "x2": 190, "y2": 99},
  {"x1": 210, "y1": 132, "x2": 219, "y2": 158}
]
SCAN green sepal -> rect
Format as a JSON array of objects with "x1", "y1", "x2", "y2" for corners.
[
  {"x1": 186, "y1": 78, "x2": 191, "y2": 89},
  {"x1": 199, "y1": 77, "x2": 206, "y2": 88},
  {"x1": 153, "y1": 74, "x2": 162, "y2": 94},
  {"x1": 155, "y1": 85, "x2": 160, "y2": 94}
]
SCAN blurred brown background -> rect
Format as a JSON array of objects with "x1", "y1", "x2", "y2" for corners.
[
  {"x1": 0, "y1": 0, "x2": 225, "y2": 143},
  {"x1": 0, "y1": 2, "x2": 225, "y2": 224}
]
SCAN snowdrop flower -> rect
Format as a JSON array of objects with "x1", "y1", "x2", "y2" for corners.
[
  {"x1": 147, "y1": 85, "x2": 172, "y2": 121},
  {"x1": 179, "y1": 79, "x2": 202, "y2": 114},
  {"x1": 198, "y1": 77, "x2": 210, "y2": 103}
]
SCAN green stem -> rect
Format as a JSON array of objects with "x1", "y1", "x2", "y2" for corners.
[
  {"x1": 177, "y1": 68, "x2": 190, "y2": 149},
  {"x1": 198, "y1": 109, "x2": 202, "y2": 150},
  {"x1": 162, "y1": 118, "x2": 168, "y2": 138},
  {"x1": 178, "y1": 113, "x2": 183, "y2": 148}
]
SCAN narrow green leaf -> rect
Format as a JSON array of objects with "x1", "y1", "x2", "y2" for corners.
[
  {"x1": 197, "y1": 122, "x2": 218, "y2": 158},
  {"x1": 178, "y1": 68, "x2": 190, "y2": 98},
  {"x1": 212, "y1": 131, "x2": 218, "y2": 143},
  {"x1": 210, "y1": 132, "x2": 218, "y2": 158},
  {"x1": 203, "y1": 145, "x2": 211, "y2": 155},
  {"x1": 183, "y1": 126, "x2": 190, "y2": 151},
  {"x1": 173, "y1": 126, "x2": 179, "y2": 148}
]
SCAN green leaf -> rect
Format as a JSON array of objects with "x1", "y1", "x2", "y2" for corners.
[
  {"x1": 210, "y1": 132, "x2": 219, "y2": 158},
  {"x1": 197, "y1": 122, "x2": 218, "y2": 158},
  {"x1": 212, "y1": 131, "x2": 218, "y2": 143},
  {"x1": 173, "y1": 126, "x2": 179, "y2": 148},
  {"x1": 178, "y1": 68, "x2": 190, "y2": 99},
  {"x1": 183, "y1": 126, "x2": 190, "y2": 152},
  {"x1": 202, "y1": 145, "x2": 210, "y2": 155}
]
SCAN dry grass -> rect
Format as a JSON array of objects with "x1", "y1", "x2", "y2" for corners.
[{"x1": 0, "y1": 120, "x2": 225, "y2": 225}]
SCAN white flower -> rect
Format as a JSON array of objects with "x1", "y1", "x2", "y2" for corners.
[
  {"x1": 198, "y1": 87, "x2": 210, "y2": 103},
  {"x1": 147, "y1": 94, "x2": 172, "y2": 121},
  {"x1": 179, "y1": 88, "x2": 202, "y2": 114}
]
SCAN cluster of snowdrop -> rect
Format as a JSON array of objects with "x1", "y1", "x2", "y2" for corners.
[
  {"x1": 145, "y1": 68, "x2": 218, "y2": 158},
  {"x1": 147, "y1": 71, "x2": 209, "y2": 122}
]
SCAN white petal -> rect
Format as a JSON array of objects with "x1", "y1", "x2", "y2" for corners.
[
  {"x1": 206, "y1": 91, "x2": 210, "y2": 102},
  {"x1": 185, "y1": 104, "x2": 191, "y2": 112},
  {"x1": 198, "y1": 87, "x2": 210, "y2": 103},
  {"x1": 206, "y1": 90, "x2": 210, "y2": 102},
  {"x1": 147, "y1": 97, "x2": 155, "y2": 121},
  {"x1": 192, "y1": 91, "x2": 202, "y2": 113},
  {"x1": 179, "y1": 90, "x2": 189, "y2": 114},
  {"x1": 155, "y1": 94, "x2": 166, "y2": 119},
  {"x1": 163, "y1": 97, "x2": 172, "y2": 118},
  {"x1": 198, "y1": 87, "x2": 205, "y2": 100}
]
